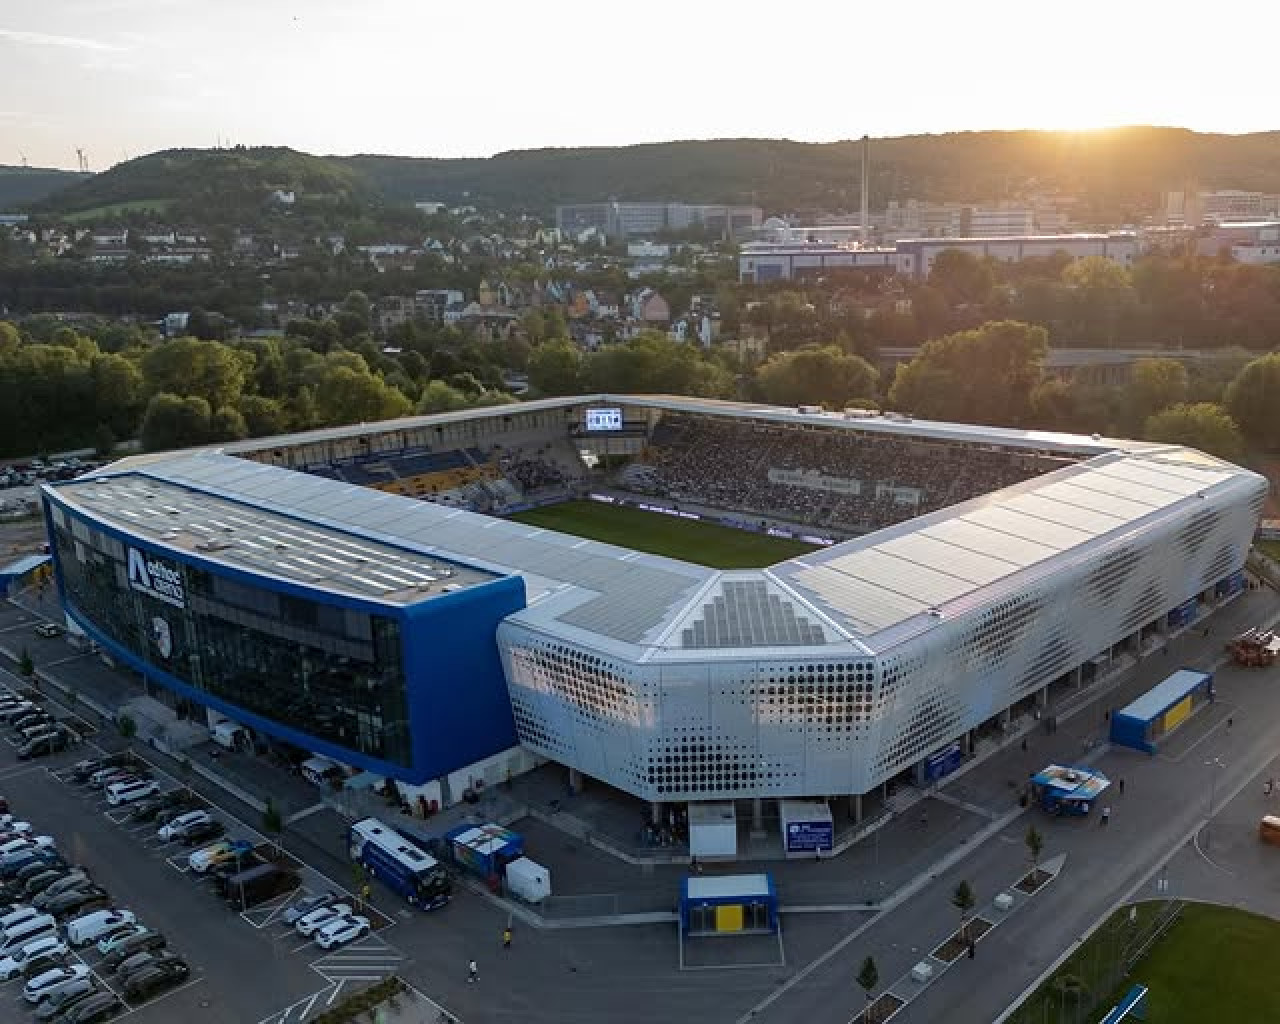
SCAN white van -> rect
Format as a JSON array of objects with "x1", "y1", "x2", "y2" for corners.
[
  {"x1": 106, "y1": 780, "x2": 159, "y2": 806},
  {"x1": 0, "y1": 913, "x2": 56, "y2": 954},
  {"x1": 301, "y1": 756, "x2": 343, "y2": 788},
  {"x1": 212, "y1": 720, "x2": 247, "y2": 751},
  {"x1": 64, "y1": 908, "x2": 135, "y2": 947}
]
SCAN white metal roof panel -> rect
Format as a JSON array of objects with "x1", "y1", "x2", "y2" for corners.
[
  {"x1": 818, "y1": 548, "x2": 974, "y2": 606},
  {"x1": 875, "y1": 533, "x2": 1013, "y2": 585},
  {"x1": 960, "y1": 506, "x2": 1090, "y2": 550},
  {"x1": 920, "y1": 519, "x2": 1055, "y2": 568},
  {"x1": 998, "y1": 493, "x2": 1124, "y2": 535},
  {"x1": 1035, "y1": 480, "x2": 1156, "y2": 521},
  {"x1": 788, "y1": 566, "x2": 930, "y2": 633}
]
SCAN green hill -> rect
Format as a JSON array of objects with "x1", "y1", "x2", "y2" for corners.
[
  {"x1": 32, "y1": 146, "x2": 368, "y2": 220},
  {"x1": 27, "y1": 128, "x2": 1280, "y2": 222},
  {"x1": 0, "y1": 166, "x2": 90, "y2": 209},
  {"x1": 337, "y1": 128, "x2": 1280, "y2": 219}
]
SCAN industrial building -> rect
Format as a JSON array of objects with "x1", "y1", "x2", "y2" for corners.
[
  {"x1": 739, "y1": 232, "x2": 1142, "y2": 282},
  {"x1": 40, "y1": 397, "x2": 1266, "y2": 823}
]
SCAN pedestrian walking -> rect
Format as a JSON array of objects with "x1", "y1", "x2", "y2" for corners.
[
  {"x1": 1101, "y1": 805, "x2": 1111, "y2": 826},
  {"x1": 1228, "y1": 716, "x2": 1234, "y2": 730},
  {"x1": 502, "y1": 927, "x2": 512, "y2": 950},
  {"x1": 468, "y1": 959, "x2": 479, "y2": 983},
  {"x1": 1265, "y1": 779, "x2": 1274, "y2": 798},
  {"x1": 1118, "y1": 777, "x2": 1125, "y2": 796},
  {"x1": 1020, "y1": 738, "x2": 1028, "y2": 752},
  {"x1": 967, "y1": 938, "x2": 976, "y2": 959}
]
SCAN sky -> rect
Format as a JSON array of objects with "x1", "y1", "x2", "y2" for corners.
[{"x1": 4, "y1": 0, "x2": 1280, "y2": 170}]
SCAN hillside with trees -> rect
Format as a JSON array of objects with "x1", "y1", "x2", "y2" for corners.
[
  {"x1": 29, "y1": 147, "x2": 370, "y2": 223},
  {"x1": 0, "y1": 166, "x2": 89, "y2": 208},
  {"x1": 24, "y1": 128, "x2": 1280, "y2": 220}
]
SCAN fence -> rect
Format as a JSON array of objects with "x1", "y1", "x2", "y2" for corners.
[{"x1": 1005, "y1": 899, "x2": 1183, "y2": 1024}]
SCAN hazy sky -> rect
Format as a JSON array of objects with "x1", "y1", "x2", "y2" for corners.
[{"x1": 4, "y1": 0, "x2": 1279, "y2": 170}]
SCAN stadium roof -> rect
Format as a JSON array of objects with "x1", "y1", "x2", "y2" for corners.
[
  {"x1": 48, "y1": 471, "x2": 497, "y2": 606},
  {"x1": 59, "y1": 432, "x2": 1265, "y2": 660},
  {"x1": 158, "y1": 394, "x2": 1159, "y2": 462}
]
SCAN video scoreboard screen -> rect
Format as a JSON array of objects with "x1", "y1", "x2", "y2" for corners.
[{"x1": 584, "y1": 407, "x2": 623, "y2": 432}]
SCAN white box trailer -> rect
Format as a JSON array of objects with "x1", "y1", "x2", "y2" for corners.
[
  {"x1": 505, "y1": 857, "x2": 551, "y2": 903},
  {"x1": 689, "y1": 801, "x2": 738, "y2": 860}
]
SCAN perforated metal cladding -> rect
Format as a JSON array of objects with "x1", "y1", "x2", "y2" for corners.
[
  {"x1": 505, "y1": 640, "x2": 650, "y2": 787},
  {"x1": 496, "y1": 476, "x2": 1264, "y2": 801},
  {"x1": 1178, "y1": 506, "x2": 1222, "y2": 559},
  {"x1": 1087, "y1": 546, "x2": 1141, "y2": 605}
]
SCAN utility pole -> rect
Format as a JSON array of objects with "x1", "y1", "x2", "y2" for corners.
[{"x1": 860, "y1": 135, "x2": 870, "y2": 246}]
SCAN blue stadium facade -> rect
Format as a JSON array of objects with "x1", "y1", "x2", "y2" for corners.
[{"x1": 42, "y1": 475, "x2": 525, "y2": 785}]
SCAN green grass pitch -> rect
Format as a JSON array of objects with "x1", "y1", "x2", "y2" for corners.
[{"x1": 508, "y1": 500, "x2": 819, "y2": 569}]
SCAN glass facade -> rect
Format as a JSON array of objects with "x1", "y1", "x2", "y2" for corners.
[{"x1": 48, "y1": 501, "x2": 411, "y2": 767}]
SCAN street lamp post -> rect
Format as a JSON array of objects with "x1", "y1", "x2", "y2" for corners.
[{"x1": 1205, "y1": 757, "x2": 1224, "y2": 849}]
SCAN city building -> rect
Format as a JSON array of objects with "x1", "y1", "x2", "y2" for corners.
[
  {"x1": 739, "y1": 233, "x2": 1140, "y2": 282},
  {"x1": 555, "y1": 202, "x2": 762, "y2": 239},
  {"x1": 42, "y1": 397, "x2": 1264, "y2": 819}
]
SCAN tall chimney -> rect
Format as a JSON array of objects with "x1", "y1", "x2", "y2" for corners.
[{"x1": 860, "y1": 135, "x2": 870, "y2": 246}]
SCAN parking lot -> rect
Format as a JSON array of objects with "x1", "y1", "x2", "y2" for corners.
[{"x1": 0, "y1": 676, "x2": 408, "y2": 1024}]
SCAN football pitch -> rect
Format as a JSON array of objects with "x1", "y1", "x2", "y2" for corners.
[{"x1": 509, "y1": 500, "x2": 819, "y2": 569}]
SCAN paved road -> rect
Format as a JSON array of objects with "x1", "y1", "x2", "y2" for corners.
[{"x1": 740, "y1": 587, "x2": 1280, "y2": 1024}]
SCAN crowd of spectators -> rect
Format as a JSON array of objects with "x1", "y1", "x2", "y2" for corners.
[{"x1": 633, "y1": 415, "x2": 1069, "y2": 533}]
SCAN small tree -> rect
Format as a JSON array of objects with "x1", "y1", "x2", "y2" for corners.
[
  {"x1": 1025, "y1": 825, "x2": 1044, "y2": 874},
  {"x1": 116, "y1": 712, "x2": 137, "y2": 743},
  {"x1": 18, "y1": 648, "x2": 34, "y2": 678},
  {"x1": 262, "y1": 797, "x2": 283, "y2": 838},
  {"x1": 856, "y1": 955, "x2": 879, "y2": 1016},
  {"x1": 952, "y1": 880, "x2": 976, "y2": 941}
]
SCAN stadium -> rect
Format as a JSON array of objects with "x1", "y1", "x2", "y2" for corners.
[{"x1": 40, "y1": 395, "x2": 1266, "y2": 820}]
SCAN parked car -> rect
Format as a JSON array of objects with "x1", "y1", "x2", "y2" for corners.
[
  {"x1": 178, "y1": 819, "x2": 226, "y2": 847},
  {"x1": 129, "y1": 790, "x2": 196, "y2": 823},
  {"x1": 34, "y1": 978, "x2": 95, "y2": 1020},
  {"x1": 188, "y1": 839, "x2": 252, "y2": 875},
  {"x1": 158, "y1": 810, "x2": 213, "y2": 842},
  {"x1": 99, "y1": 931, "x2": 164, "y2": 972},
  {"x1": 34, "y1": 624, "x2": 61, "y2": 639},
  {"x1": 21, "y1": 868, "x2": 69, "y2": 899},
  {"x1": 66, "y1": 909, "x2": 136, "y2": 947},
  {"x1": 114, "y1": 949, "x2": 184, "y2": 980},
  {"x1": 0, "y1": 903, "x2": 42, "y2": 930},
  {"x1": 21, "y1": 949, "x2": 71, "y2": 980},
  {"x1": 0, "y1": 849, "x2": 60, "y2": 880},
  {"x1": 45, "y1": 887, "x2": 110, "y2": 921},
  {"x1": 96, "y1": 924, "x2": 147, "y2": 956},
  {"x1": 18, "y1": 732, "x2": 69, "y2": 760},
  {"x1": 0, "y1": 934, "x2": 69, "y2": 980},
  {"x1": 33, "y1": 871, "x2": 91, "y2": 910},
  {"x1": 282, "y1": 891, "x2": 342, "y2": 926},
  {"x1": 11, "y1": 712, "x2": 53, "y2": 732},
  {"x1": 23, "y1": 963, "x2": 90, "y2": 1004},
  {"x1": 71, "y1": 757, "x2": 129, "y2": 784},
  {"x1": 122, "y1": 957, "x2": 189, "y2": 1000},
  {"x1": 313, "y1": 914, "x2": 371, "y2": 950},
  {"x1": 55, "y1": 990, "x2": 123, "y2": 1023},
  {"x1": 294, "y1": 903, "x2": 352, "y2": 937},
  {"x1": 105, "y1": 780, "x2": 159, "y2": 807}
]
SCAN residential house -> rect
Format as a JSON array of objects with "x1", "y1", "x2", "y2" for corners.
[
  {"x1": 458, "y1": 301, "x2": 518, "y2": 342},
  {"x1": 631, "y1": 288, "x2": 670, "y2": 324}
]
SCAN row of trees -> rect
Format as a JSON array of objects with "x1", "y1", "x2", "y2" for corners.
[
  {"x1": 749, "y1": 250, "x2": 1280, "y2": 355},
  {"x1": 3, "y1": 310, "x2": 1278, "y2": 460},
  {"x1": 885, "y1": 319, "x2": 1279, "y2": 460},
  {"x1": 0, "y1": 315, "x2": 518, "y2": 457}
]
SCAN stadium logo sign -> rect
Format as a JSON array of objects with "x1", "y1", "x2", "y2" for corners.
[{"x1": 127, "y1": 547, "x2": 186, "y2": 608}]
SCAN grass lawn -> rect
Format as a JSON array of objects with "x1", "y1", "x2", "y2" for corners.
[
  {"x1": 1257, "y1": 539, "x2": 1280, "y2": 562},
  {"x1": 64, "y1": 198, "x2": 173, "y2": 222},
  {"x1": 509, "y1": 500, "x2": 818, "y2": 569},
  {"x1": 1014, "y1": 902, "x2": 1280, "y2": 1024}
]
